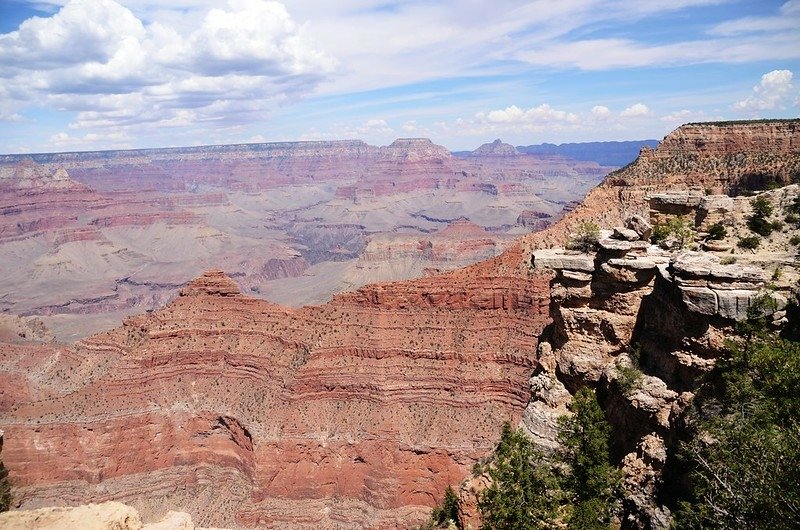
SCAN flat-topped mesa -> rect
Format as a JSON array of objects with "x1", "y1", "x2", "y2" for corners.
[
  {"x1": 629, "y1": 119, "x2": 800, "y2": 190},
  {"x1": 470, "y1": 139, "x2": 519, "y2": 157},
  {"x1": 0, "y1": 159, "x2": 89, "y2": 192},
  {"x1": 381, "y1": 138, "x2": 452, "y2": 160},
  {"x1": 656, "y1": 120, "x2": 800, "y2": 157},
  {"x1": 179, "y1": 269, "x2": 241, "y2": 297},
  {"x1": 0, "y1": 140, "x2": 378, "y2": 164}
]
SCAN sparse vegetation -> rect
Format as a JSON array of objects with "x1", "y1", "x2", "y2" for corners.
[
  {"x1": 706, "y1": 222, "x2": 727, "y2": 240},
  {"x1": 737, "y1": 235, "x2": 760, "y2": 250},
  {"x1": 0, "y1": 459, "x2": 10, "y2": 512},
  {"x1": 790, "y1": 234, "x2": 800, "y2": 246},
  {"x1": 615, "y1": 345, "x2": 644, "y2": 396},
  {"x1": 651, "y1": 216, "x2": 694, "y2": 248},
  {"x1": 567, "y1": 221, "x2": 600, "y2": 253}
]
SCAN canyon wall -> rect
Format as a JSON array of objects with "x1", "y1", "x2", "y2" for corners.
[
  {"x1": 0, "y1": 267, "x2": 551, "y2": 528},
  {"x1": 0, "y1": 120, "x2": 798, "y2": 528}
]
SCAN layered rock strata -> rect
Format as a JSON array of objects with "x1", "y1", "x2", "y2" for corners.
[
  {"x1": 0, "y1": 266, "x2": 551, "y2": 528},
  {"x1": 1, "y1": 120, "x2": 798, "y2": 529}
]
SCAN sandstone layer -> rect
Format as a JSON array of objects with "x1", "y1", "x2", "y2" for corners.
[{"x1": 0, "y1": 266, "x2": 551, "y2": 528}]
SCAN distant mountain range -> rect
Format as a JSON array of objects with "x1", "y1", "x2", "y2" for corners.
[
  {"x1": 453, "y1": 139, "x2": 659, "y2": 167},
  {"x1": 515, "y1": 140, "x2": 660, "y2": 167}
]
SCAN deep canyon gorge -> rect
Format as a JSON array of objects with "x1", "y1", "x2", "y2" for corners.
[{"x1": 0, "y1": 120, "x2": 799, "y2": 529}]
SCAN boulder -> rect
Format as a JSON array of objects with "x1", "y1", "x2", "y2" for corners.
[
  {"x1": 680, "y1": 286, "x2": 718, "y2": 315},
  {"x1": 613, "y1": 227, "x2": 640, "y2": 241},
  {"x1": 532, "y1": 249, "x2": 595, "y2": 272},
  {"x1": 625, "y1": 214, "x2": 653, "y2": 240}
]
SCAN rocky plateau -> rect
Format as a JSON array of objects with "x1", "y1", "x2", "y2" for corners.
[{"x1": 0, "y1": 138, "x2": 611, "y2": 340}]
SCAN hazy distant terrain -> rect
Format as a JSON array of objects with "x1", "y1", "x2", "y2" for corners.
[
  {"x1": 0, "y1": 138, "x2": 619, "y2": 340},
  {"x1": 515, "y1": 140, "x2": 660, "y2": 166}
]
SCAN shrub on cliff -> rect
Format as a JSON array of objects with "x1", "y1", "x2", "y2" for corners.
[
  {"x1": 478, "y1": 423, "x2": 562, "y2": 529},
  {"x1": 706, "y1": 222, "x2": 727, "y2": 240},
  {"x1": 0, "y1": 460, "x2": 10, "y2": 512},
  {"x1": 651, "y1": 216, "x2": 693, "y2": 248},
  {"x1": 737, "y1": 235, "x2": 760, "y2": 250},
  {"x1": 747, "y1": 196, "x2": 782, "y2": 236},
  {"x1": 429, "y1": 485, "x2": 460, "y2": 529},
  {"x1": 558, "y1": 387, "x2": 620, "y2": 529},
  {"x1": 673, "y1": 322, "x2": 800, "y2": 529},
  {"x1": 478, "y1": 390, "x2": 619, "y2": 530},
  {"x1": 567, "y1": 221, "x2": 600, "y2": 253}
]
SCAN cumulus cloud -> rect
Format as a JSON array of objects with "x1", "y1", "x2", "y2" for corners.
[
  {"x1": 734, "y1": 69, "x2": 796, "y2": 111},
  {"x1": 477, "y1": 104, "x2": 579, "y2": 125},
  {"x1": 0, "y1": 0, "x2": 335, "y2": 138},
  {"x1": 591, "y1": 105, "x2": 612, "y2": 120},
  {"x1": 620, "y1": 103, "x2": 650, "y2": 118}
]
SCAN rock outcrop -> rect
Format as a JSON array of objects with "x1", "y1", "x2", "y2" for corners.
[
  {"x1": 527, "y1": 181, "x2": 798, "y2": 526},
  {"x1": 520, "y1": 119, "x2": 800, "y2": 251},
  {"x1": 0, "y1": 501, "x2": 224, "y2": 530}
]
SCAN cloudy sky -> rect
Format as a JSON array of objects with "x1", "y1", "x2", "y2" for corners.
[{"x1": 0, "y1": 0, "x2": 798, "y2": 153}]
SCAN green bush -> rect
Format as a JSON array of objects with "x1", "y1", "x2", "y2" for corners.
[
  {"x1": 748, "y1": 196, "x2": 777, "y2": 236},
  {"x1": 478, "y1": 391, "x2": 619, "y2": 530},
  {"x1": 707, "y1": 222, "x2": 727, "y2": 240},
  {"x1": 431, "y1": 486, "x2": 460, "y2": 528},
  {"x1": 651, "y1": 216, "x2": 694, "y2": 248},
  {"x1": 558, "y1": 388, "x2": 619, "y2": 529},
  {"x1": 790, "y1": 235, "x2": 800, "y2": 246},
  {"x1": 738, "y1": 236, "x2": 760, "y2": 250},
  {"x1": 566, "y1": 221, "x2": 600, "y2": 253},
  {"x1": 748, "y1": 215, "x2": 774, "y2": 236},
  {"x1": 750, "y1": 196, "x2": 774, "y2": 218}
]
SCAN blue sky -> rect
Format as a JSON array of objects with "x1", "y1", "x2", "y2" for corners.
[{"x1": 0, "y1": 0, "x2": 798, "y2": 153}]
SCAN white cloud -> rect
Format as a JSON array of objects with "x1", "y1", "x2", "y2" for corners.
[
  {"x1": 0, "y1": 0, "x2": 335, "y2": 136},
  {"x1": 49, "y1": 129, "x2": 132, "y2": 150},
  {"x1": 591, "y1": 105, "x2": 612, "y2": 120},
  {"x1": 620, "y1": 103, "x2": 650, "y2": 117},
  {"x1": 734, "y1": 69, "x2": 796, "y2": 111},
  {"x1": 478, "y1": 104, "x2": 579, "y2": 125},
  {"x1": 515, "y1": 32, "x2": 800, "y2": 71},
  {"x1": 299, "y1": 118, "x2": 395, "y2": 142}
]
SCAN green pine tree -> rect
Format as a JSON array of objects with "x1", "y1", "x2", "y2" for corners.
[
  {"x1": 558, "y1": 387, "x2": 619, "y2": 529},
  {"x1": 478, "y1": 422, "x2": 562, "y2": 530},
  {"x1": 674, "y1": 329, "x2": 800, "y2": 529}
]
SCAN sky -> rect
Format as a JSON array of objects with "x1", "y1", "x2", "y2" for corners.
[{"x1": 0, "y1": 0, "x2": 798, "y2": 153}]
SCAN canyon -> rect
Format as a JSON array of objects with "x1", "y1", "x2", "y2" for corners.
[
  {"x1": 0, "y1": 138, "x2": 611, "y2": 341},
  {"x1": 0, "y1": 120, "x2": 798, "y2": 529}
]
